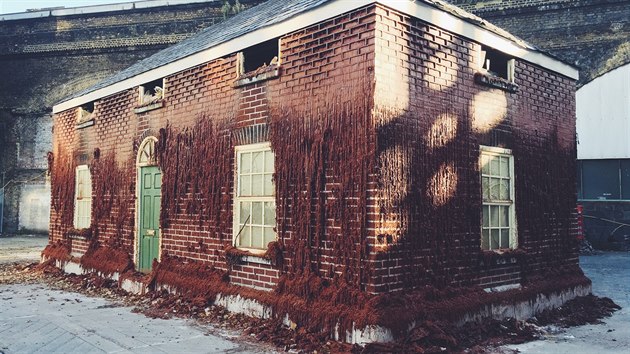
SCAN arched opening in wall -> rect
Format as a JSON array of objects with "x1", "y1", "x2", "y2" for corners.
[{"x1": 135, "y1": 136, "x2": 161, "y2": 272}]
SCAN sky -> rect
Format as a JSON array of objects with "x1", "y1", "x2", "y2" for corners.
[{"x1": 0, "y1": 0, "x2": 138, "y2": 14}]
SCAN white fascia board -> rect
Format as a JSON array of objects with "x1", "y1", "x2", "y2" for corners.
[
  {"x1": 51, "y1": 4, "x2": 135, "y2": 16},
  {"x1": 0, "y1": 10, "x2": 50, "y2": 21},
  {"x1": 53, "y1": 0, "x2": 577, "y2": 114},
  {"x1": 133, "y1": 0, "x2": 218, "y2": 10}
]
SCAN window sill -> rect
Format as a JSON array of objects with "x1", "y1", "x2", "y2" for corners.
[
  {"x1": 474, "y1": 72, "x2": 518, "y2": 93},
  {"x1": 480, "y1": 248, "x2": 526, "y2": 266},
  {"x1": 76, "y1": 119, "x2": 94, "y2": 129},
  {"x1": 234, "y1": 66, "x2": 280, "y2": 88},
  {"x1": 134, "y1": 100, "x2": 164, "y2": 114},
  {"x1": 64, "y1": 227, "x2": 92, "y2": 240}
]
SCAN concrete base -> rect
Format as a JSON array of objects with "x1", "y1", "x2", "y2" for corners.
[
  {"x1": 46, "y1": 258, "x2": 593, "y2": 345},
  {"x1": 459, "y1": 283, "x2": 593, "y2": 324}
]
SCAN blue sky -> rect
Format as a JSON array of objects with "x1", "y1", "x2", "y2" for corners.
[{"x1": 0, "y1": 0, "x2": 137, "y2": 14}]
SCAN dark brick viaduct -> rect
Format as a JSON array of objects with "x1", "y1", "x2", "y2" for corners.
[
  {"x1": 0, "y1": 0, "x2": 263, "y2": 234},
  {"x1": 1, "y1": 0, "x2": 628, "y2": 234}
]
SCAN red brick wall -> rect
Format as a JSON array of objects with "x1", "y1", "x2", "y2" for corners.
[{"x1": 369, "y1": 4, "x2": 577, "y2": 292}]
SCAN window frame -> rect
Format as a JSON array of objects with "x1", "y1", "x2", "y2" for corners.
[
  {"x1": 232, "y1": 142, "x2": 276, "y2": 253},
  {"x1": 74, "y1": 164, "x2": 92, "y2": 229},
  {"x1": 138, "y1": 78, "x2": 166, "y2": 106},
  {"x1": 480, "y1": 145, "x2": 517, "y2": 250},
  {"x1": 479, "y1": 46, "x2": 516, "y2": 83},
  {"x1": 236, "y1": 38, "x2": 281, "y2": 76}
]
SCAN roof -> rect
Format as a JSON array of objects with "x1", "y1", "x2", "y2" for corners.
[{"x1": 53, "y1": 0, "x2": 579, "y2": 113}]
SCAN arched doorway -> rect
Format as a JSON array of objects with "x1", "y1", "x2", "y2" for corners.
[{"x1": 136, "y1": 136, "x2": 161, "y2": 272}]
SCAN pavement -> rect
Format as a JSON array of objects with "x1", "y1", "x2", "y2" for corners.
[
  {"x1": 505, "y1": 252, "x2": 630, "y2": 353},
  {"x1": 0, "y1": 235, "x2": 278, "y2": 353},
  {"x1": 0, "y1": 234, "x2": 47, "y2": 264}
]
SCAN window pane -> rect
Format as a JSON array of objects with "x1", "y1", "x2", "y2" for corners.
[
  {"x1": 239, "y1": 226, "x2": 251, "y2": 248},
  {"x1": 500, "y1": 206, "x2": 509, "y2": 227},
  {"x1": 482, "y1": 177, "x2": 490, "y2": 199},
  {"x1": 264, "y1": 174, "x2": 273, "y2": 195},
  {"x1": 499, "y1": 179, "x2": 510, "y2": 200},
  {"x1": 241, "y1": 152, "x2": 251, "y2": 174},
  {"x1": 252, "y1": 202, "x2": 263, "y2": 225},
  {"x1": 500, "y1": 229, "x2": 510, "y2": 249},
  {"x1": 239, "y1": 175, "x2": 251, "y2": 196},
  {"x1": 251, "y1": 226, "x2": 264, "y2": 248},
  {"x1": 490, "y1": 206, "x2": 499, "y2": 227},
  {"x1": 264, "y1": 202, "x2": 276, "y2": 226},
  {"x1": 481, "y1": 155, "x2": 490, "y2": 174},
  {"x1": 582, "y1": 160, "x2": 620, "y2": 199},
  {"x1": 482, "y1": 205, "x2": 489, "y2": 227},
  {"x1": 265, "y1": 150, "x2": 274, "y2": 173},
  {"x1": 481, "y1": 229, "x2": 489, "y2": 250},
  {"x1": 500, "y1": 157, "x2": 509, "y2": 177},
  {"x1": 489, "y1": 179, "x2": 500, "y2": 200},
  {"x1": 252, "y1": 151, "x2": 264, "y2": 173},
  {"x1": 252, "y1": 174, "x2": 263, "y2": 195},
  {"x1": 264, "y1": 227, "x2": 275, "y2": 246},
  {"x1": 621, "y1": 160, "x2": 630, "y2": 199},
  {"x1": 491, "y1": 157, "x2": 500, "y2": 175},
  {"x1": 239, "y1": 202, "x2": 250, "y2": 224},
  {"x1": 490, "y1": 229, "x2": 500, "y2": 249}
]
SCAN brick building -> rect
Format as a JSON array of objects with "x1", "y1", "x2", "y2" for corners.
[{"x1": 48, "y1": 0, "x2": 589, "y2": 342}]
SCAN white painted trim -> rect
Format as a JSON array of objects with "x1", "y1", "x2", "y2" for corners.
[
  {"x1": 74, "y1": 165, "x2": 92, "y2": 229},
  {"x1": 479, "y1": 145, "x2": 518, "y2": 250},
  {"x1": 53, "y1": 0, "x2": 578, "y2": 114},
  {"x1": 233, "y1": 142, "x2": 276, "y2": 250}
]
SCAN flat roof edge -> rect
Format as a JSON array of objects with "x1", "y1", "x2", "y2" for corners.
[
  {"x1": 0, "y1": 0, "x2": 218, "y2": 21},
  {"x1": 53, "y1": 0, "x2": 578, "y2": 114}
]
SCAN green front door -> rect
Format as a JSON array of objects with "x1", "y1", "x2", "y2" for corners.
[{"x1": 138, "y1": 166, "x2": 161, "y2": 272}]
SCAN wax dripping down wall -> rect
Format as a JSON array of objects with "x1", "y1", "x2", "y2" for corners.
[
  {"x1": 269, "y1": 79, "x2": 375, "y2": 288},
  {"x1": 89, "y1": 149, "x2": 135, "y2": 251},
  {"x1": 512, "y1": 128, "x2": 578, "y2": 271},
  {"x1": 157, "y1": 116, "x2": 233, "y2": 241},
  {"x1": 48, "y1": 149, "x2": 76, "y2": 232}
]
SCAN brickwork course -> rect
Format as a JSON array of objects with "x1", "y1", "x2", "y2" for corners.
[
  {"x1": 47, "y1": 0, "x2": 588, "y2": 338},
  {"x1": 0, "y1": 0, "x2": 264, "y2": 234},
  {"x1": 446, "y1": 0, "x2": 630, "y2": 86}
]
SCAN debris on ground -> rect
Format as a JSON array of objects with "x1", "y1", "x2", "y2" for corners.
[{"x1": 0, "y1": 261, "x2": 622, "y2": 353}]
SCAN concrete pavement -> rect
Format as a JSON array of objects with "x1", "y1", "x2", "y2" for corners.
[
  {"x1": 0, "y1": 234, "x2": 277, "y2": 353},
  {"x1": 0, "y1": 283, "x2": 277, "y2": 353},
  {"x1": 0, "y1": 234, "x2": 47, "y2": 264},
  {"x1": 505, "y1": 252, "x2": 630, "y2": 353}
]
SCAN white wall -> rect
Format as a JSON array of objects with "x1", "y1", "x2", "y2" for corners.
[
  {"x1": 18, "y1": 182, "x2": 51, "y2": 233},
  {"x1": 577, "y1": 63, "x2": 630, "y2": 159}
]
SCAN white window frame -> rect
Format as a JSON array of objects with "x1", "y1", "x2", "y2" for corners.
[
  {"x1": 138, "y1": 78, "x2": 166, "y2": 105},
  {"x1": 480, "y1": 145, "x2": 517, "y2": 250},
  {"x1": 74, "y1": 165, "x2": 92, "y2": 229},
  {"x1": 478, "y1": 46, "x2": 516, "y2": 83},
  {"x1": 233, "y1": 142, "x2": 276, "y2": 253}
]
